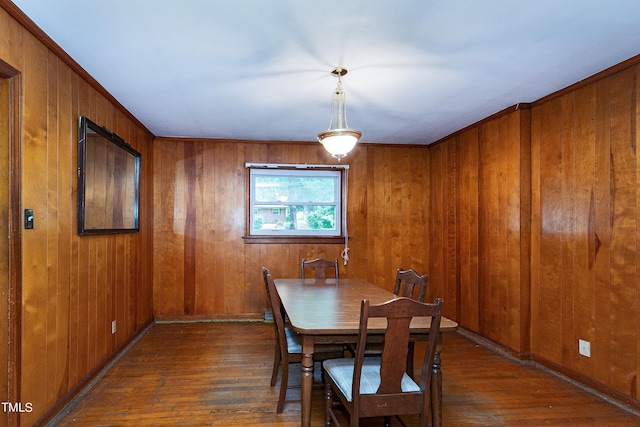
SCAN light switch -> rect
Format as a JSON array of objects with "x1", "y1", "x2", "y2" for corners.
[{"x1": 24, "y1": 209, "x2": 34, "y2": 229}]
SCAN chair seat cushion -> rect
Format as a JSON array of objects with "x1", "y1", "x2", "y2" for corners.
[
  {"x1": 323, "y1": 357, "x2": 419, "y2": 402},
  {"x1": 285, "y1": 327, "x2": 344, "y2": 356},
  {"x1": 284, "y1": 326, "x2": 302, "y2": 354}
]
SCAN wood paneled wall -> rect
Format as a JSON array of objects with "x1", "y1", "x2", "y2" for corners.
[
  {"x1": 428, "y1": 109, "x2": 531, "y2": 353},
  {"x1": 152, "y1": 139, "x2": 430, "y2": 318},
  {"x1": 429, "y1": 57, "x2": 640, "y2": 406},
  {"x1": 531, "y1": 63, "x2": 640, "y2": 401},
  {"x1": 0, "y1": 4, "x2": 155, "y2": 425}
]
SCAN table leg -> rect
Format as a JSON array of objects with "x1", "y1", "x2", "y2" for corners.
[
  {"x1": 431, "y1": 333, "x2": 443, "y2": 427},
  {"x1": 301, "y1": 335, "x2": 315, "y2": 427}
]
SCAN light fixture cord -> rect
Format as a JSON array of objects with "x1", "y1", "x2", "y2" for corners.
[
  {"x1": 335, "y1": 72, "x2": 346, "y2": 129},
  {"x1": 328, "y1": 72, "x2": 347, "y2": 130},
  {"x1": 335, "y1": 87, "x2": 345, "y2": 129}
]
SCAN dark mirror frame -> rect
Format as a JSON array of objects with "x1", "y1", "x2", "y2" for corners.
[{"x1": 77, "y1": 116, "x2": 141, "y2": 235}]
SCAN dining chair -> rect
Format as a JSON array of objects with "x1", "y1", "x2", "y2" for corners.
[
  {"x1": 393, "y1": 268, "x2": 429, "y2": 377},
  {"x1": 323, "y1": 297, "x2": 444, "y2": 427},
  {"x1": 393, "y1": 268, "x2": 429, "y2": 302},
  {"x1": 347, "y1": 268, "x2": 429, "y2": 377},
  {"x1": 262, "y1": 267, "x2": 286, "y2": 389},
  {"x1": 262, "y1": 267, "x2": 344, "y2": 413},
  {"x1": 301, "y1": 257, "x2": 339, "y2": 280}
]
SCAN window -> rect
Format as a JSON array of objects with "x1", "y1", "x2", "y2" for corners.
[{"x1": 246, "y1": 165, "x2": 345, "y2": 240}]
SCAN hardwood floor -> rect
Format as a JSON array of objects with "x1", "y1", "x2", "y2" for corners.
[{"x1": 50, "y1": 322, "x2": 640, "y2": 426}]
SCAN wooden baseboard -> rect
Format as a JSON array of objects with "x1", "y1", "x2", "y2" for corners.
[
  {"x1": 455, "y1": 327, "x2": 640, "y2": 416},
  {"x1": 154, "y1": 313, "x2": 264, "y2": 322},
  {"x1": 530, "y1": 354, "x2": 640, "y2": 414},
  {"x1": 37, "y1": 318, "x2": 155, "y2": 427},
  {"x1": 455, "y1": 327, "x2": 531, "y2": 360}
]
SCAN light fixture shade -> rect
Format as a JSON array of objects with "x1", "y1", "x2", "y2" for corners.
[
  {"x1": 317, "y1": 129, "x2": 361, "y2": 159},
  {"x1": 317, "y1": 67, "x2": 361, "y2": 161}
]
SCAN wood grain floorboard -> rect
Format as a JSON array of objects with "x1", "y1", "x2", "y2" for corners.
[{"x1": 51, "y1": 322, "x2": 640, "y2": 426}]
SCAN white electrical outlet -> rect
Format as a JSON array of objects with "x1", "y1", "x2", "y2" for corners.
[
  {"x1": 111, "y1": 320, "x2": 117, "y2": 335},
  {"x1": 579, "y1": 339, "x2": 590, "y2": 357}
]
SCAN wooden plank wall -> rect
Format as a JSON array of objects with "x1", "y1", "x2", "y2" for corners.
[
  {"x1": 428, "y1": 110, "x2": 531, "y2": 353},
  {"x1": 152, "y1": 140, "x2": 430, "y2": 318},
  {"x1": 530, "y1": 63, "x2": 640, "y2": 402},
  {"x1": 428, "y1": 139, "x2": 461, "y2": 322},
  {"x1": 429, "y1": 57, "x2": 640, "y2": 405},
  {"x1": 0, "y1": 5, "x2": 155, "y2": 425}
]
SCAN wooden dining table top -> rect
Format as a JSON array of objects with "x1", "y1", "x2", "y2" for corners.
[{"x1": 274, "y1": 277, "x2": 458, "y2": 336}]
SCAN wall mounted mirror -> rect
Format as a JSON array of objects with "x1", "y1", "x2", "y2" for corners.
[{"x1": 78, "y1": 116, "x2": 140, "y2": 235}]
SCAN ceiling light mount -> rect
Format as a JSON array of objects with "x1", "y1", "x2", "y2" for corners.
[
  {"x1": 317, "y1": 67, "x2": 361, "y2": 161},
  {"x1": 330, "y1": 67, "x2": 348, "y2": 78}
]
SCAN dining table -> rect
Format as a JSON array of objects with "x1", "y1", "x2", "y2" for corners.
[{"x1": 273, "y1": 277, "x2": 458, "y2": 427}]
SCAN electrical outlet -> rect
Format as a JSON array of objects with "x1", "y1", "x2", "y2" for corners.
[
  {"x1": 111, "y1": 320, "x2": 117, "y2": 335},
  {"x1": 579, "y1": 339, "x2": 590, "y2": 357}
]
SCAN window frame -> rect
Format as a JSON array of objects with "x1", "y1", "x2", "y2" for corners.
[{"x1": 243, "y1": 163, "x2": 348, "y2": 244}]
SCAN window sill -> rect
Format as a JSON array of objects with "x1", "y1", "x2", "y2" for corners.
[{"x1": 242, "y1": 235, "x2": 345, "y2": 244}]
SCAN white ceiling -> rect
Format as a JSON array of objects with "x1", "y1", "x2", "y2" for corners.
[{"x1": 10, "y1": 0, "x2": 640, "y2": 145}]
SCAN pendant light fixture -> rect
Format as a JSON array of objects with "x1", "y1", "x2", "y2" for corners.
[{"x1": 317, "y1": 67, "x2": 361, "y2": 161}]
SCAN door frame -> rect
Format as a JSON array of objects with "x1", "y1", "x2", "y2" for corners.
[{"x1": 0, "y1": 59, "x2": 22, "y2": 427}]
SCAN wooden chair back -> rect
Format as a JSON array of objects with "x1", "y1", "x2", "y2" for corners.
[
  {"x1": 263, "y1": 266, "x2": 345, "y2": 413},
  {"x1": 301, "y1": 257, "x2": 339, "y2": 280},
  {"x1": 393, "y1": 268, "x2": 428, "y2": 302},
  {"x1": 353, "y1": 297, "x2": 443, "y2": 422},
  {"x1": 262, "y1": 267, "x2": 287, "y2": 352}
]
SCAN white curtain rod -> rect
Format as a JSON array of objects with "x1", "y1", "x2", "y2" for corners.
[{"x1": 245, "y1": 162, "x2": 349, "y2": 170}]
